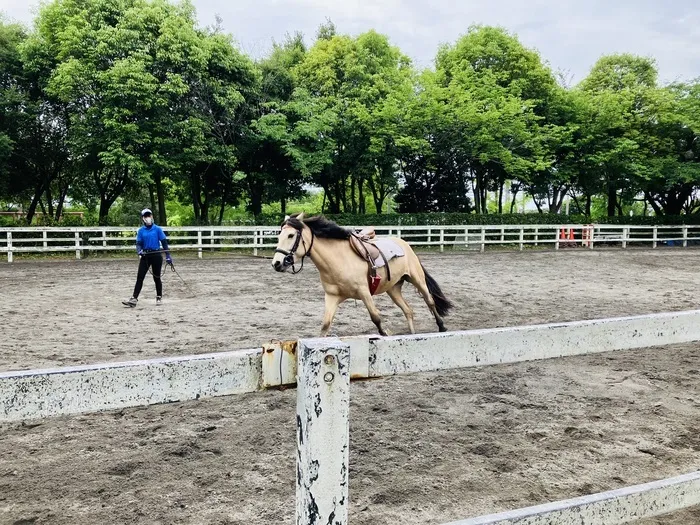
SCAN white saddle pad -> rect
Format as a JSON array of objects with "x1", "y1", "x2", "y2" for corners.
[{"x1": 371, "y1": 238, "x2": 405, "y2": 267}]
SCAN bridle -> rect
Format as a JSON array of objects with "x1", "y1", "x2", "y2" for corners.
[{"x1": 275, "y1": 225, "x2": 314, "y2": 274}]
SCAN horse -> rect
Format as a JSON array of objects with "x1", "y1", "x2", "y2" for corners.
[{"x1": 271, "y1": 212, "x2": 453, "y2": 337}]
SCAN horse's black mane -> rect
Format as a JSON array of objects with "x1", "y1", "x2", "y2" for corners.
[{"x1": 283, "y1": 214, "x2": 351, "y2": 240}]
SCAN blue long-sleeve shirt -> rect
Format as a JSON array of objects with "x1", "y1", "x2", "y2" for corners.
[{"x1": 136, "y1": 224, "x2": 169, "y2": 254}]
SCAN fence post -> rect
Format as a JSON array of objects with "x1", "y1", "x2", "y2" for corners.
[
  {"x1": 534, "y1": 227, "x2": 539, "y2": 247},
  {"x1": 518, "y1": 228, "x2": 524, "y2": 252},
  {"x1": 43, "y1": 230, "x2": 48, "y2": 249},
  {"x1": 7, "y1": 231, "x2": 12, "y2": 263},
  {"x1": 653, "y1": 226, "x2": 658, "y2": 249},
  {"x1": 428, "y1": 227, "x2": 432, "y2": 246},
  {"x1": 397, "y1": 228, "x2": 402, "y2": 240},
  {"x1": 74, "y1": 231, "x2": 81, "y2": 260},
  {"x1": 439, "y1": 228, "x2": 444, "y2": 253},
  {"x1": 683, "y1": 226, "x2": 688, "y2": 248},
  {"x1": 101, "y1": 229, "x2": 107, "y2": 248},
  {"x1": 210, "y1": 228, "x2": 215, "y2": 252},
  {"x1": 555, "y1": 226, "x2": 560, "y2": 251},
  {"x1": 480, "y1": 227, "x2": 485, "y2": 253},
  {"x1": 197, "y1": 230, "x2": 203, "y2": 259},
  {"x1": 253, "y1": 229, "x2": 259, "y2": 257},
  {"x1": 296, "y1": 338, "x2": 350, "y2": 525},
  {"x1": 622, "y1": 227, "x2": 628, "y2": 249},
  {"x1": 464, "y1": 228, "x2": 468, "y2": 249}
]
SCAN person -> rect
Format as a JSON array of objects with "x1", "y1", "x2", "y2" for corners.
[{"x1": 122, "y1": 208, "x2": 172, "y2": 307}]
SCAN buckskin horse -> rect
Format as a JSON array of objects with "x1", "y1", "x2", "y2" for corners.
[{"x1": 271, "y1": 212, "x2": 453, "y2": 336}]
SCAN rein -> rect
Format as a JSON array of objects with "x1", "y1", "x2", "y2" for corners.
[{"x1": 276, "y1": 226, "x2": 314, "y2": 274}]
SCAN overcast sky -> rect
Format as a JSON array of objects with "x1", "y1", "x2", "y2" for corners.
[{"x1": 2, "y1": 0, "x2": 698, "y2": 85}]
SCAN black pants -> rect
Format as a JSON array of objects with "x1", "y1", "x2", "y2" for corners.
[{"x1": 133, "y1": 252, "x2": 163, "y2": 299}]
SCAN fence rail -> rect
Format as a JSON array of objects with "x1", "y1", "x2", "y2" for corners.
[
  {"x1": 3, "y1": 311, "x2": 700, "y2": 523},
  {"x1": 2, "y1": 224, "x2": 700, "y2": 262}
]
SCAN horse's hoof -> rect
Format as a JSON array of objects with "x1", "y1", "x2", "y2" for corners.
[{"x1": 439, "y1": 326, "x2": 447, "y2": 333}]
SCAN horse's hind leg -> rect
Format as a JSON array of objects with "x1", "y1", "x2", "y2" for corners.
[
  {"x1": 410, "y1": 274, "x2": 447, "y2": 332},
  {"x1": 386, "y1": 283, "x2": 415, "y2": 334},
  {"x1": 360, "y1": 292, "x2": 390, "y2": 336}
]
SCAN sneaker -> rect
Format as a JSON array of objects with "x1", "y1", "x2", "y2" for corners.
[
  {"x1": 156, "y1": 296, "x2": 162, "y2": 306},
  {"x1": 122, "y1": 297, "x2": 138, "y2": 308}
]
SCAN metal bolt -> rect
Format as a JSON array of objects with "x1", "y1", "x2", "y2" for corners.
[
  {"x1": 323, "y1": 355, "x2": 335, "y2": 366},
  {"x1": 323, "y1": 372, "x2": 334, "y2": 383}
]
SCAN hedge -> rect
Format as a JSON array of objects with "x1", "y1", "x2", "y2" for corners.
[
  {"x1": 4, "y1": 212, "x2": 700, "y2": 228},
  {"x1": 240, "y1": 212, "x2": 700, "y2": 227}
]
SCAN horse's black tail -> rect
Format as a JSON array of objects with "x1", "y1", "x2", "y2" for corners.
[{"x1": 421, "y1": 263, "x2": 453, "y2": 317}]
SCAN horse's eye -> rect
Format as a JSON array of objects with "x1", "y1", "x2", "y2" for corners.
[{"x1": 288, "y1": 233, "x2": 294, "y2": 239}]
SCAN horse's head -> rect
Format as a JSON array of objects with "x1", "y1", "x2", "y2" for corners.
[{"x1": 271, "y1": 212, "x2": 313, "y2": 273}]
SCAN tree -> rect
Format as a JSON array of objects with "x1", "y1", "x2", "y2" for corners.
[
  {"x1": 1, "y1": 18, "x2": 72, "y2": 224},
  {"x1": 293, "y1": 28, "x2": 413, "y2": 214},
  {"x1": 417, "y1": 26, "x2": 555, "y2": 214}
]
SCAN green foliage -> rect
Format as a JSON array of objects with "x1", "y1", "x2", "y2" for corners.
[
  {"x1": 1, "y1": 7, "x2": 700, "y2": 227},
  {"x1": 216, "y1": 212, "x2": 700, "y2": 227}
]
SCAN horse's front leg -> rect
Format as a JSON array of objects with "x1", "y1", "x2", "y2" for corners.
[
  {"x1": 320, "y1": 293, "x2": 343, "y2": 337},
  {"x1": 360, "y1": 292, "x2": 390, "y2": 336}
]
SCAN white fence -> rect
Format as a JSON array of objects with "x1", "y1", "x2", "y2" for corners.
[
  {"x1": 2, "y1": 310, "x2": 700, "y2": 523},
  {"x1": 2, "y1": 223, "x2": 700, "y2": 262}
]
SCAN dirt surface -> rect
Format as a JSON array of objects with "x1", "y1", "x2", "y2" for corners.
[
  {"x1": 1, "y1": 249, "x2": 700, "y2": 524},
  {"x1": 1, "y1": 249, "x2": 699, "y2": 372}
]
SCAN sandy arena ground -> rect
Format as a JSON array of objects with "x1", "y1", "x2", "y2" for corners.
[{"x1": 1, "y1": 249, "x2": 699, "y2": 524}]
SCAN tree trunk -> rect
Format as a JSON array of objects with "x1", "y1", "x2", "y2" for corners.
[
  {"x1": 218, "y1": 201, "x2": 226, "y2": 225},
  {"x1": 149, "y1": 184, "x2": 157, "y2": 218},
  {"x1": 644, "y1": 191, "x2": 663, "y2": 215},
  {"x1": 280, "y1": 195, "x2": 286, "y2": 215},
  {"x1": 334, "y1": 181, "x2": 343, "y2": 214},
  {"x1": 509, "y1": 186, "x2": 520, "y2": 214},
  {"x1": 585, "y1": 194, "x2": 592, "y2": 216},
  {"x1": 248, "y1": 177, "x2": 264, "y2": 218},
  {"x1": 358, "y1": 177, "x2": 365, "y2": 214},
  {"x1": 155, "y1": 172, "x2": 167, "y2": 226},
  {"x1": 201, "y1": 191, "x2": 210, "y2": 225},
  {"x1": 472, "y1": 179, "x2": 480, "y2": 215},
  {"x1": 532, "y1": 195, "x2": 543, "y2": 213},
  {"x1": 607, "y1": 185, "x2": 616, "y2": 217},
  {"x1": 191, "y1": 178, "x2": 201, "y2": 224},
  {"x1": 25, "y1": 180, "x2": 46, "y2": 225},
  {"x1": 98, "y1": 193, "x2": 113, "y2": 226},
  {"x1": 45, "y1": 185, "x2": 54, "y2": 218},
  {"x1": 549, "y1": 187, "x2": 560, "y2": 214},
  {"x1": 498, "y1": 181, "x2": 504, "y2": 214},
  {"x1": 55, "y1": 184, "x2": 68, "y2": 222},
  {"x1": 350, "y1": 175, "x2": 357, "y2": 214}
]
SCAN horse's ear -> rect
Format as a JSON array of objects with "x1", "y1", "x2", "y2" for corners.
[{"x1": 297, "y1": 211, "x2": 306, "y2": 222}]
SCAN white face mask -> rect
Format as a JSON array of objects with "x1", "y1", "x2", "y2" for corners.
[{"x1": 144, "y1": 217, "x2": 153, "y2": 226}]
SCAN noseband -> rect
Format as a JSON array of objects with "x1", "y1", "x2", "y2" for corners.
[{"x1": 275, "y1": 226, "x2": 314, "y2": 274}]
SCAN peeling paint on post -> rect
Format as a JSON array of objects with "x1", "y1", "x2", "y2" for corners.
[
  {"x1": 296, "y1": 338, "x2": 350, "y2": 525},
  {"x1": 446, "y1": 470, "x2": 700, "y2": 525}
]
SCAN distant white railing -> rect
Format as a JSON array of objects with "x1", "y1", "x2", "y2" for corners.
[{"x1": 1, "y1": 224, "x2": 699, "y2": 262}]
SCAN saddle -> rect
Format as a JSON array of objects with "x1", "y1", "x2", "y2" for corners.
[{"x1": 349, "y1": 227, "x2": 391, "y2": 295}]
